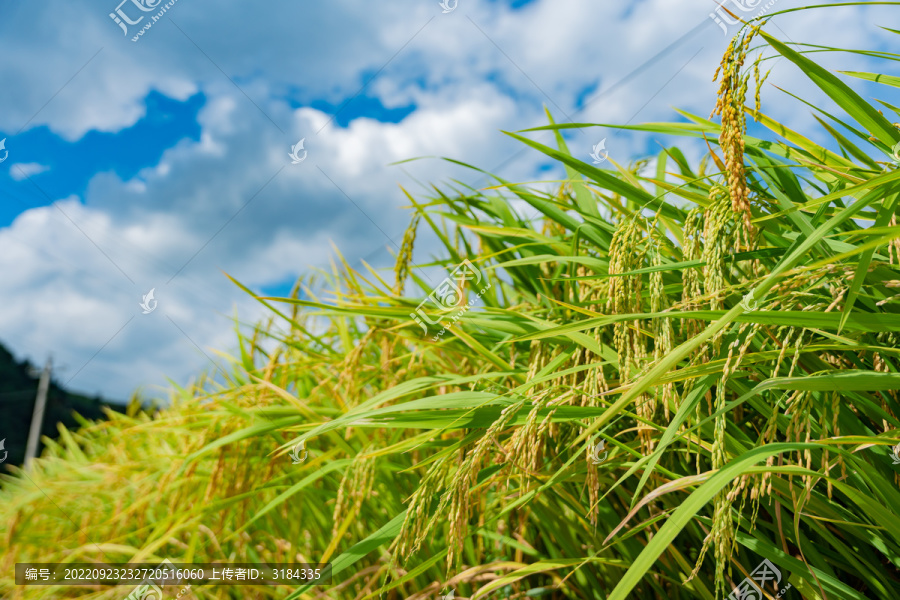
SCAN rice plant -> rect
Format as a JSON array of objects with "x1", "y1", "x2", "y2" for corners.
[{"x1": 4, "y1": 5, "x2": 900, "y2": 599}]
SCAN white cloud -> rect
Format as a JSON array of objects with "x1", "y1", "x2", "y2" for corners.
[{"x1": 8, "y1": 163, "x2": 49, "y2": 180}]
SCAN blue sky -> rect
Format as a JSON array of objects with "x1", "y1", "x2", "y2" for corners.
[{"x1": 0, "y1": 0, "x2": 895, "y2": 401}]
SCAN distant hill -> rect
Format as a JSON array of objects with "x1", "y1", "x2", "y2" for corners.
[{"x1": 0, "y1": 342, "x2": 124, "y2": 468}]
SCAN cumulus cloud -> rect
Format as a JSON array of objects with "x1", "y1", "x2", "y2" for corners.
[{"x1": 9, "y1": 163, "x2": 50, "y2": 181}]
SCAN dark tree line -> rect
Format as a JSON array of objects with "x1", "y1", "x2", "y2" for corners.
[{"x1": 0, "y1": 342, "x2": 123, "y2": 468}]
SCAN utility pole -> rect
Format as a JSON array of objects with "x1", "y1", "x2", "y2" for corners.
[{"x1": 25, "y1": 356, "x2": 51, "y2": 469}]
